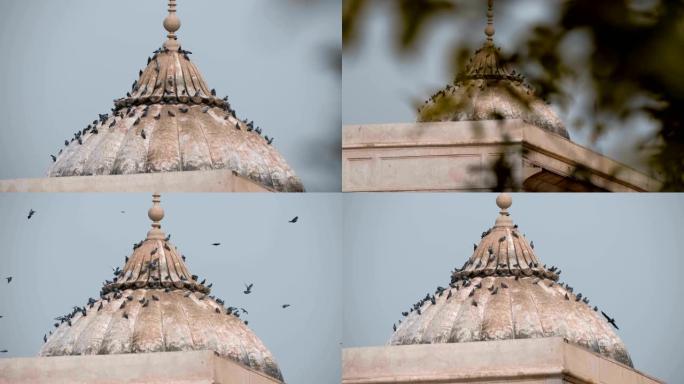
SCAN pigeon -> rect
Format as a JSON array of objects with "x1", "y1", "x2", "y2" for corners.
[
  {"x1": 141, "y1": 130, "x2": 146, "y2": 139},
  {"x1": 5, "y1": 277, "x2": 11, "y2": 284},
  {"x1": 64, "y1": 140, "x2": 69, "y2": 146},
  {"x1": 530, "y1": 241, "x2": 535, "y2": 249},
  {"x1": 211, "y1": 243, "x2": 220, "y2": 246},
  {"x1": 282, "y1": 304, "x2": 291, "y2": 309},
  {"x1": 43, "y1": 334, "x2": 47, "y2": 343},
  {"x1": 243, "y1": 283, "x2": 253, "y2": 294},
  {"x1": 0, "y1": 350, "x2": 7, "y2": 353},
  {"x1": 289, "y1": 216, "x2": 298, "y2": 223},
  {"x1": 50, "y1": 155, "x2": 56, "y2": 162},
  {"x1": 393, "y1": 323, "x2": 397, "y2": 332},
  {"x1": 266, "y1": 137, "x2": 274, "y2": 145},
  {"x1": 601, "y1": 311, "x2": 619, "y2": 329},
  {"x1": 28, "y1": 209, "x2": 36, "y2": 219}
]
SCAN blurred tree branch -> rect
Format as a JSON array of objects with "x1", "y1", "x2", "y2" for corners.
[{"x1": 343, "y1": 0, "x2": 684, "y2": 191}]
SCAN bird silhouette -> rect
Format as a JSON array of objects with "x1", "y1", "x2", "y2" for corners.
[
  {"x1": 211, "y1": 243, "x2": 220, "y2": 246},
  {"x1": 282, "y1": 304, "x2": 291, "y2": 309},
  {"x1": 601, "y1": 311, "x2": 619, "y2": 329},
  {"x1": 5, "y1": 277, "x2": 12, "y2": 284},
  {"x1": 289, "y1": 216, "x2": 298, "y2": 223},
  {"x1": 50, "y1": 155, "x2": 56, "y2": 162},
  {"x1": 141, "y1": 130, "x2": 146, "y2": 139},
  {"x1": 0, "y1": 350, "x2": 7, "y2": 353},
  {"x1": 243, "y1": 283, "x2": 253, "y2": 294},
  {"x1": 28, "y1": 209, "x2": 36, "y2": 219}
]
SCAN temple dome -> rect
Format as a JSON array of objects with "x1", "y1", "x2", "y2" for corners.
[
  {"x1": 40, "y1": 195, "x2": 284, "y2": 382},
  {"x1": 418, "y1": 1, "x2": 570, "y2": 139},
  {"x1": 47, "y1": 1, "x2": 303, "y2": 192},
  {"x1": 389, "y1": 193, "x2": 632, "y2": 367}
]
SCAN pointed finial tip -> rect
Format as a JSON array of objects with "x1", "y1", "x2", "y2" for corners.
[{"x1": 496, "y1": 193, "x2": 512, "y2": 210}]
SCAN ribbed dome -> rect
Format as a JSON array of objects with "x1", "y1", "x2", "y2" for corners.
[
  {"x1": 389, "y1": 194, "x2": 632, "y2": 367},
  {"x1": 40, "y1": 195, "x2": 284, "y2": 382},
  {"x1": 418, "y1": 1, "x2": 569, "y2": 139},
  {"x1": 47, "y1": 2, "x2": 303, "y2": 192}
]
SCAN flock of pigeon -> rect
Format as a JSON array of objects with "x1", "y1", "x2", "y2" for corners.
[
  {"x1": 1, "y1": 209, "x2": 300, "y2": 354},
  {"x1": 51, "y1": 45, "x2": 277, "y2": 164},
  {"x1": 391, "y1": 225, "x2": 620, "y2": 333}
]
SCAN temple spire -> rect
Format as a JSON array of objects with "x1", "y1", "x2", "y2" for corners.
[
  {"x1": 485, "y1": 0, "x2": 495, "y2": 45},
  {"x1": 163, "y1": 0, "x2": 181, "y2": 50}
]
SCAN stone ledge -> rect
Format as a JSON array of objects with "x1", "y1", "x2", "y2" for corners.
[
  {"x1": 342, "y1": 120, "x2": 660, "y2": 192},
  {"x1": 342, "y1": 338, "x2": 663, "y2": 384},
  {"x1": 0, "y1": 350, "x2": 281, "y2": 384}
]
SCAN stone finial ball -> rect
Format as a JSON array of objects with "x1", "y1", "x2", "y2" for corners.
[
  {"x1": 163, "y1": 14, "x2": 181, "y2": 33},
  {"x1": 148, "y1": 206, "x2": 164, "y2": 222},
  {"x1": 496, "y1": 193, "x2": 512, "y2": 210},
  {"x1": 485, "y1": 25, "x2": 495, "y2": 37}
]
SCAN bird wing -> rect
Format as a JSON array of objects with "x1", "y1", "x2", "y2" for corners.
[{"x1": 601, "y1": 311, "x2": 611, "y2": 321}]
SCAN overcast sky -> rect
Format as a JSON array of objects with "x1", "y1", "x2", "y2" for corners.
[
  {"x1": 0, "y1": 0, "x2": 341, "y2": 191},
  {"x1": 342, "y1": 0, "x2": 657, "y2": 173},
  {"x1": 343, "y1": 193, "x2": 684, "y2": 383},
  {"x1": 0, "y1": 193, "x2": 342, "y2": 384}
]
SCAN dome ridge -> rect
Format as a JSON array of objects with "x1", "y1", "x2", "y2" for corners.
[
  {"x1": 389, "y1": 193, "x2": 633, "y2": 368},
  {"x1": 40, "y1": 194, "x2": 284, "y2": 382},
  {"x1": 418, "y1": 0, "x2": 570, "y2": 139},
  {"x1": 47, "y1": 0, "x2": 304, "y2": 192}
]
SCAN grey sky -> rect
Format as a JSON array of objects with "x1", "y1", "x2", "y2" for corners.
[
  {"x1": 0, "y1": 193, "x2": 342, "y2": 384},
  {"x1": 342, "y1": 0, "x2": 656, "y2": 173},
  {"x1": 0, "y1": 0, "x2": 341, "y2": 192},
  {"x1": 342, "y1": 193, "x2": 684, "y2": 383}
]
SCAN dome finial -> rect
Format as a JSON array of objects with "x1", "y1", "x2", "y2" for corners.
[
  {"x1": 147, "y1": 193, "x2": 166, "y2": 240},
  {"x1": 494, "y1": 193, "x2": 513, "y2": 227},
  {"x1": 163, "y1": 0, "x2": 181, "y2": 49},
  {"x1": 485, "y1": 0, "x2": 495, "y2": 44}
]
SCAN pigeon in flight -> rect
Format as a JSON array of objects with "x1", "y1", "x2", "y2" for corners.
[
  {"x1": 601, "y1": 311, "x2": 619, "y2": 330},
  {"x1": 289, "y1": 216, "x2": 298, "y2": 223},
  {"x1": 282, "y1": 304, "x2": 291, "y2": 309},
  {"x1": 27, "y1": 209, "x2": 36, "y2": 219},
  {"x1": 243, "y1": 283, "x2": 253, "y2": 294},
  {"x1": 211, "y1": 243, "x2": 221, "y2": 246},
  {"x1": 5, "y1": 277, "x2": 11, "y2": 284}
]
